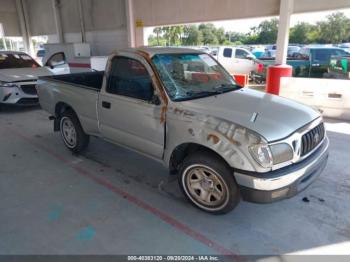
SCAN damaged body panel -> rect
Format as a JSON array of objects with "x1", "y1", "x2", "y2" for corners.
[
  {"x1": 37, "y1": 47, "x2": 329, "y2": 214},
  {"x1": 164, "y1": 105, "x2": 261, "y2": 173}
]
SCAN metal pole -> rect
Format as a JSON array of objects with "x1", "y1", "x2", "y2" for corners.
[
  {"x1": 2, "y1": 37, "x2": 7, "y2": 50},
  {"x1": 125, "y1": 0, "x2": 136, "y2": 47},
  {"x1": 275, "y1": 0, "x2": 294, "y2": 65},
  {"x1": 52, "y1": 0, "x2": 65, "y2": 43},
  {"x1": 15, "y1": 0, "x2": 33, "y2": 54},
  {"x1": 10, "y1": 38, "x2": 14, "y2": 50},
  {"x1": 77, "y1": 0, "x2": 86, "y2": 43}
]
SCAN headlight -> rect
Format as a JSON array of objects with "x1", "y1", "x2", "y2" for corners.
[
  {"x1": 249, "y1": 144, "x2": 273, "y2": 168},
  {"x1": 270, "y1": 143, "x2": 294, "y2": 164},
  {"x1": 249, "y1": 143, "x2": 294, "y2": 168},
  {"x1": 0, "y1": 82, "x2": 18, "y2": 88}
]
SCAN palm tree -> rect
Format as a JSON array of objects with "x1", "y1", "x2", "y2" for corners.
[{"x1": 153, "y1": 27, "x2": 162, "y2": 46}]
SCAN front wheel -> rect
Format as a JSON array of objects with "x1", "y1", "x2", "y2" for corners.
[
  {"x1": 60, "y1": 110, "x2": 90, "y2": 153},
  {"x1": 178, "y1": 152, "x2": 240, "y2": 214}
]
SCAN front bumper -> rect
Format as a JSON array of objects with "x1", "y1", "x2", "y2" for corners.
[
  {"x1": 235, "y1": 136, "x2": 329, "y2": 203},
  {"x1": 0, "y1": 85, "x2": 38, "y2": 106}
]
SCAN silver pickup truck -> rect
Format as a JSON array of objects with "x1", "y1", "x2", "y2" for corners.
[{"x1": 37, "y1": 47, "x2": 329, "y2": 214}]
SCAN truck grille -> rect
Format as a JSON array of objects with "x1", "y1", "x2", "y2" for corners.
[
  {"x1": 20, "y1": 84, "x2": 37, "y2": 95},
  {"x1": 301, "y1": 123, "x2": 325, "y2": 157}
]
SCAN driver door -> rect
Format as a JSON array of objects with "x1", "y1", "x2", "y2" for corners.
[
  {"x1": 234, "y1": 48, "x2": 255, "y2": 75},
  {"x1": 98, "y1": 55, "x2": 164, "y2": 159}
]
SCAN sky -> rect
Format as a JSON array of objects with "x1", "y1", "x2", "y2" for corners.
[
  {"x1": 212, "y1": 8, "x2": 350, "y2": 33},
  {"x1": 145, "y1": 8, "x2": 350, "y2": 39}
]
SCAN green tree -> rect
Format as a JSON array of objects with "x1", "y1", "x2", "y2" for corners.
[
  {"x1": 0, "y1": 38, "x2": 11, "y2": 50},
  {"x1": 183, "y1": 25, "x2": 203, "y2": 45},
  {"x1": 243, "y1": 32, "x2": 259, "y2": 44},
  {"x1": 147, "y1": 11, "x2": 350, "y2": 48},
  {"x1": 213, "y1": 27, "x2": 226, "y2": 45},
  {"x1": 225, "y1": 31, "x2": 247, "y2": 43},
  {"x1": 198, "y1": 23, "x2": 218, "y2": 45},
  {"x1": 161, "y1": 26, "x2": 184, "y2": 46},
  {"x1": 254, "y1": 18, "x2": 279, "y2": 44},
  {"x1": 289, "y1": 22, "x2": 316, "y2": 44},
  {"x1": 148, "y1": 35, "x2": 167, "y2": 46},
  {"x1": 153, "y1": 27, "x2": 162, "y2": 46},
  {"x1": 317, "y1": 12, "x2": 350, "y2": 43}
]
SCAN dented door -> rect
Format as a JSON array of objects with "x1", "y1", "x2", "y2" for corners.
[{"x1": 98, "y1": 55, "x2": 164, "y2": 159}]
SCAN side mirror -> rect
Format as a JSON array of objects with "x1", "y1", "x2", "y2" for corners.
[
  {"x1": 246, "y1": 54, "x2": 255, "y2": 60},
  {"x1": 47, "y1": 61, "x2": 65, "y2": 69}
]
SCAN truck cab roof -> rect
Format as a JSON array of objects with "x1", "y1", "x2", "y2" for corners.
[{"x1": 120, "y1": 47, "x2": 204, "y2": 58}]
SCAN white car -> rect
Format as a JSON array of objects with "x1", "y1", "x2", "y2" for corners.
[
  {"x1": 213, "y1": 46, "x2": 256, "y2": 75},
  {"x1": 0, "y1": 51, "x2": 54, "y2": 106},
  {"x1": 339, "y1": 43, "x2": 350, "y2": 53}
]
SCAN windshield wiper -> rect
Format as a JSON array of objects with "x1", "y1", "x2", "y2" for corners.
[
  {"x1": 185, "y1": 84, "x2": 240, "y2": 96},
  {"x1": 174, "y1": 84, "x2": 241, "y2": 101},
  {"x1": 213, "y1": 83, "x2": 241, "y2": 92},
  {"x1": 185, "y1": 90, "x2": 221, "y2": 97}
]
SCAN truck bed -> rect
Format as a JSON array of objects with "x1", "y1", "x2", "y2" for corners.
[
  {"x1": 40, "y1": 71, "x2": 104, "y2": 90},
  {"x1": 37, "y1": 71, "x2": 103, "y2": 136}
]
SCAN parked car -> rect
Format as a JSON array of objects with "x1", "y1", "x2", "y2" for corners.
[
  {"x1": 251, "y1": 47, "x2": 265, "y2": 58},
  {"x1": 287, "y1": 45, "x2": 301, "y2": 57},
  {"x1": 263, "y1": 45, "x2": 300, "y2": 57},
  {"x1": 338, "y1": 43, "x2": 350, "y2": 53},
  {"x1": 264, "y1": 44, "x2": 276, "y2": 52},
  {"x1": 324, "y1": 54, "x2": 350, "y2": 79},
  {"x1": 260, "y1": 50, "x2": 276, "y2": 59},
  {"x1": 37, "y1": 47, "x2": 329, "y2": 214},
  {"x1": 35, "y1": 49, "x2": 45, "y2": 65},
  {"x1": 212, "y1": 46, "x2": 256, "y2": 75},
  {"x1": 0, "y1": 51, "x2": 55, "y2": 107},
  {"x1": 251, "y1": 46, "x2": 350, "y2": 83}
]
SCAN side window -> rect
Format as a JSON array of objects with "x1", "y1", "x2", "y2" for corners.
[
  {"x1": 334, "y1": 49, "x2": 348, "y2": 56},
  {"x1": 107, "y1": 57, "x2": 154, "y2": 101},
  {"x1": 299, "y1": 48, "x2": 310, "y2": 59},
  {"x1": 223, "y1": 48, "x2": 232, "y2": 58},
  {"x1": 313, "y1": 49, "x2": 333, "y2": 63},
  {"x1": 46, "y1": 52, "x2": 66, "y2": 67},
  {"x1": 235, "y1": 49, "x2": 249, "y2": 59}
]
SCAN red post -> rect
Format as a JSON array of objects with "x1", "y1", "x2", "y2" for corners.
[{"x1": 266, "y1": 64, "x2": 293, "y2": 95}]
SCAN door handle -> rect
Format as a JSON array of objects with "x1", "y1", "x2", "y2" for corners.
[
  {"x1": 328, "y1": 93, "x2": 342, "y2": 99},
  {"x1": 102, "y1": 101, "x2": 111, "y2": 109},
  {"x1": 302, "y1": 91, "x2": 314, "y2": 97}
]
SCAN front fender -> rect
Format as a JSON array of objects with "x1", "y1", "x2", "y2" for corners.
[{"x1": 164, "y1": 106, "x2": 264, "y2": 172}]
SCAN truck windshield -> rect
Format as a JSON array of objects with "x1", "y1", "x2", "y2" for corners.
[
  {"x1": 152, "y1": 53, "x2": 240, "y2": 101},
  {"x1": 0, "y1": 53, "x2": 40, "y2": 69}
]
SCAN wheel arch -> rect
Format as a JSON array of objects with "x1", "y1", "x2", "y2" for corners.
[
  {"x1": 54, "y1": 102, "x2": 78, "y2": 131},
  {"x1": 168, "y1": 142, "x2": 233, "y2": 175}
]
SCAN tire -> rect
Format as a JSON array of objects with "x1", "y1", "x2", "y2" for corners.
[
  {"x1": 59, "y1": 110, "x2": 90, "y2": 153},
  {"x1": 178, "y1": 152, "x2": 240, "y2": 214}
]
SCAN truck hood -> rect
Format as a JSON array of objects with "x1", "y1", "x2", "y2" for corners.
[
  {"x1": 178, "y1": 88, "x2": 320, "y2": 142},
  {"x1": 0, "y1": 67, "x2": 53, "y2": 82}
]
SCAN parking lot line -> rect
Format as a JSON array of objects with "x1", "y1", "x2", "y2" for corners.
[{"x1": 1, "y1": 125, "x2": 245, "y2": 261}]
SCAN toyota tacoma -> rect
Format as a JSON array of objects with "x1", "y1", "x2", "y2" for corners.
[{"x1": 37, "y1": 47, "x2": 329, "y2": 214}]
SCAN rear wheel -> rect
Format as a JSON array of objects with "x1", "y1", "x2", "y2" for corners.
[
  {"x1": 60, "y1": 110, "x2": 89, "y2": 153},
  {"x1": 178, "y1": 152, "x2": 240, "y2": 214}
]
